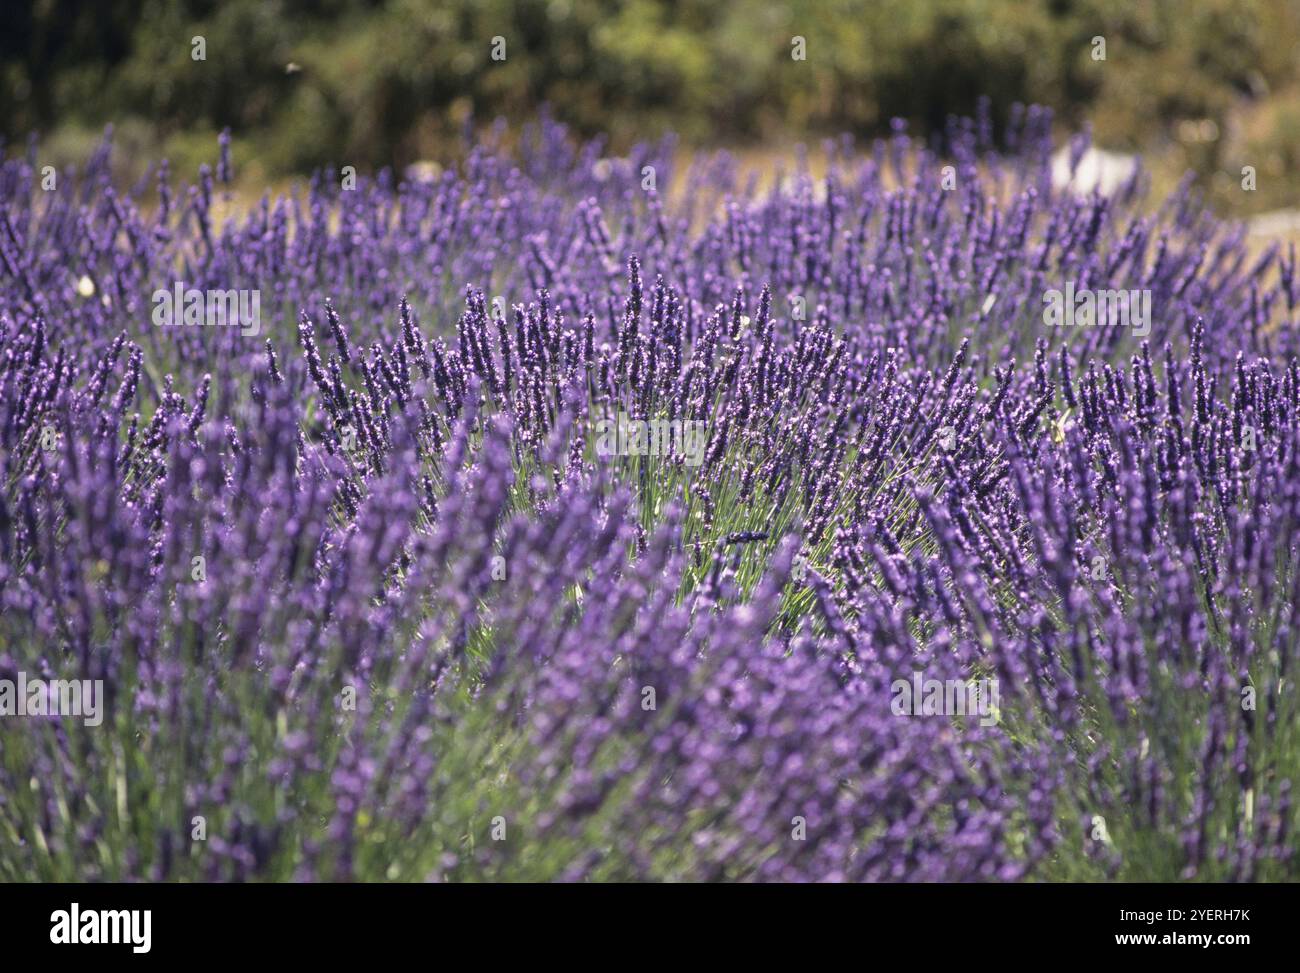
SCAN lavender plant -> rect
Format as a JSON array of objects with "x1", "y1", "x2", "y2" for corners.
[{"x1": 0, "y1": 105, "x2": 1296, "y2": 881}]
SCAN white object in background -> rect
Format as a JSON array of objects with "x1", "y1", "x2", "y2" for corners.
[{"x1": 1051, "y1": 146, "x2": 1139, "y2": 196}]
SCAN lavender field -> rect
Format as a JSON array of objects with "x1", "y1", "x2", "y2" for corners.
[{"x1": 1, "y1": 109, "x2": 1297, "y2": 882}]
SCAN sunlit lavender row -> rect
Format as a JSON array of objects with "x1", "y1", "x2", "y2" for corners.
[{"x1": 1, "y1": 108, "x2": 1297, "y2": 881}]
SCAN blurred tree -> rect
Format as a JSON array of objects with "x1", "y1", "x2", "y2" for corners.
[{"x1": 2, "y1": 0, "x2": 1296, "y2": 214}]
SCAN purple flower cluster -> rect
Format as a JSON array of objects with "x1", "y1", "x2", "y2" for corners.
[{"x1": 0, "y1": 107, "x2": 1296, "y2": 881}]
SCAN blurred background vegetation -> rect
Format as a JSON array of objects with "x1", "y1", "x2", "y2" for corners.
[{"x1": 3, "y1": 0, "x2": 1299, "y2": 215}]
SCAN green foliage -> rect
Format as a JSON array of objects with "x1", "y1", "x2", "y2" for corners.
[{"x1": 5, "y1": 0, "x2": 1299, "y2": 208}]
